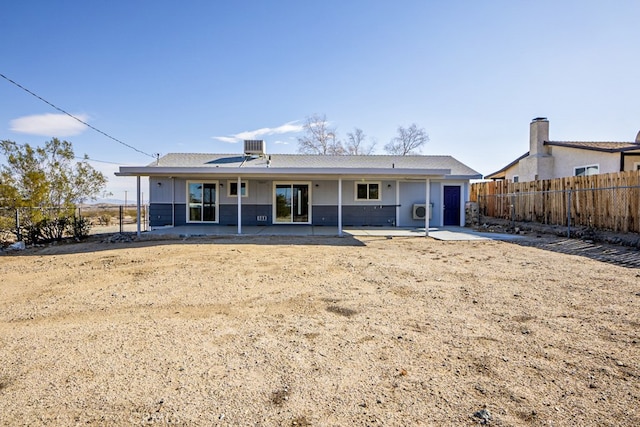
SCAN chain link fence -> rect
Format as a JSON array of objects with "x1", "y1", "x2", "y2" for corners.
[
  {"x1": 476, "y1": 185, "x2": 640, "y2": 236},
  {"x1": 0, "y1": 205, "x2": 148, "y2": 244}
]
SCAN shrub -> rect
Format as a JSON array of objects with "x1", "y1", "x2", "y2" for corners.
[
  {"x1": 70, "y1": 216, "x2": 92, "y2": 240},
  {"x1": 98, "y1": 214, "x2": 111, "y2": 226},
  {"x1": 37, "y1": 216, "x2": 69, "y2": 242}
]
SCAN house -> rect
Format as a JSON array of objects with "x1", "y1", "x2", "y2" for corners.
[
  {"x1": 485, "y1": 117, "x2": 640, "y2": 182},
  {"x1": 116, "y1": 141, "x2": 482, "y2": 235}
]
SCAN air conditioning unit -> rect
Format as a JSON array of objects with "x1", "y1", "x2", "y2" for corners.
[
  {"x1": 412, "y1": 203, "x2": 432, "y2": 220},
  {"x1": 244, "y1": 140, "x2": 266, "y2": 156}
]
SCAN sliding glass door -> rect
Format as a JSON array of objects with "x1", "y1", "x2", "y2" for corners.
[
  {"x1": 188, "y1": 182, "x2": 218, "y2": 222},
  {"x1": 274, "y1": 183, "x2": 310, "y2": 223}
]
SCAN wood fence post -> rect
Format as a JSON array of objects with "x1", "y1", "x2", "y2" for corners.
[{"x1": 567, "y1": 189, "x2": 572, "y2": 238}]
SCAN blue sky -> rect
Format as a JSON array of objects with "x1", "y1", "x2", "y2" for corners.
[{"x1": 2, "y1": 0, "x2": 639, "y2": 201}]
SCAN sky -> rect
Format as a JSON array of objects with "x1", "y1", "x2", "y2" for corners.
[{"x1": 1, "y1": 0, "x2": 639, "y2": 202}]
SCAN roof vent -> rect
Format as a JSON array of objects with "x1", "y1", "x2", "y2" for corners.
[
  {"x1": 244, "y1": 140, "x2": 266, "y2": 156},
  {"x1": 635, "y1": 130, "x2": 640, "y2": 144}
]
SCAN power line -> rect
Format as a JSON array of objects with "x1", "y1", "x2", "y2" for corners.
[
  {"x1": 75, "y1": 156, "x2": 125, "y2": 165},
  {"x1": 0, "y1": 72, "x2": 155, "y2": 158}
]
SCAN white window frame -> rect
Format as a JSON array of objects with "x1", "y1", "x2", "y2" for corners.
[
  {"x1": 574, "y1": 164, "x2": 599, "y2": 177},
  {"x1": 634, "y1": 162, "x2": 640, "y2": 171},
  {"x1": 227, "y1": 180, "x2": 248, "y2": 197},
  {"x1": 512, "y1": 175, "x2": 519, "y2": 183},
  {"x1": 354, "y1": 181, "x2": 382, "y2": 201},
  {"x1": 186, "y1": 180, "x2": 219, "y2": 223}
]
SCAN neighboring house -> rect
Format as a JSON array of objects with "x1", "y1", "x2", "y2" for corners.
[
  {"x1": 116, "y1": 141, "x2": 481, "y2": 234},
  {"x1": 486, "y1": 117, "x2": 640, "y2": 182}
]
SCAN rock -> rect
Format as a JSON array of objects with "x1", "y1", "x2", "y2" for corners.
[
  {"x1": 103, "y1": 233, "x2": 135, "y2": 243},
  {"x1": 8, "y1": 241, "x2": 25, "y2": 251},
  {"x1": 473, "y1": 408, "x2": 492, "y2": 424}
]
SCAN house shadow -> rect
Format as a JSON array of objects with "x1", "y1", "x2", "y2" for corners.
[{"x1": 2, "y1": 232, "x2": 368, "y2": 257}]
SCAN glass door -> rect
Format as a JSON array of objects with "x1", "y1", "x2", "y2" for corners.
[
  {"x1": 275, "y1": 185, "x2": 292, "y2": 223},
  {"x1": 188, "y1": 182, "x2": 217, "y2": 222},
  {"x1": 274, "y1": 183, "x2": 310, "y2": 223},
  {"x1": 292, "y1": 184, "x2": 309, "y2": 222}
]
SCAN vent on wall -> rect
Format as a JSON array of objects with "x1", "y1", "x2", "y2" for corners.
[
  {"x1": 244, "y1": 140, "x2": 266, "y2": 156},
  {"x1": 412, "y1": 203, "x2": 433, "y2": 220}
]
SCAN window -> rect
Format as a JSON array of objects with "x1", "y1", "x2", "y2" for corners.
[
  {"x1": 574, "y1": 165, "x2": 599, "y2": 177},
  {"x1": 634, "y1": 162, "x2": 640, "y2": 171},
  {"x1": 355, "y1": 182, "x2": 381, "y2": 201},
  {"x1": 227, "y1": 180, "x2": 248, "y2": 197},
  {"x1": 187, "y1": 181, "x2": 218, "y2": 222},
  {"x1": 512, "y1": 176, "x2": 519, "y2": 183}
]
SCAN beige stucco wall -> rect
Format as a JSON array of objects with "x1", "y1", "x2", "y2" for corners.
[
  {"x1": 503, "y1": 147, "x2": 627, "y2": 182},
  {"x1": 549, "y1": 146, "x2": 620, "y2": 177},
  {"x1": 502, "y1": 163, "x2": 520, "y2": 181},
  {"x1": 623, "y1": 154, "x2": 640, "y2": 170},
  {"x1": 518, "y1": 154, "x2": 554, "y2": 181}
]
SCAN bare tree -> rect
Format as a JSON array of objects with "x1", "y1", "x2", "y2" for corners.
[
  {"x1": 384, "y1": 123, "x2": 429, "y2": 155},
  {"x1": 297, "y1": 114, "x2": 345, "y2": 155},
  {"x1": 344, "y1": 128, "x2": 376, "y2": 155}
]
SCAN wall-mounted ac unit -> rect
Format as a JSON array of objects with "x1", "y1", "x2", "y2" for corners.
[
  {"x1": 244, "y1": 140, "x2": 266, "y2": 156},
  {"x1": 412, "y1": 203, "x2": 432, "y2": 220}
]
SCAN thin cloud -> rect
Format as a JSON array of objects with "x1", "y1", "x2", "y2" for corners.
[
  {"x1": 214, "y1": 136, "x2": 241, "y2": 144},
  {"x1": 213, "y1": 121, "x2": 303, "y2": 143},
  {"x1": 10, "y1": 113, "x2": 89, "y2": 137}
]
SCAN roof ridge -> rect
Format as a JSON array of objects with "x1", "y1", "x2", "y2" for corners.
[{"x1": 272, "y1": 153, "x2": 452, "y2": 157}]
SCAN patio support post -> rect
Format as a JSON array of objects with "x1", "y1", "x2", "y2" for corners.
[
  {"x1": 237, "y1": 176, "x2": 242, "y2": 235},
  {"x1": 395, "y1": 180, "x2": 400, "y2": 227},
  {"x1": 136, "y1": 175, "x2": 141, "y2": 237},
  {"x1": 425, "y1": 178, "x2": 430, "y2": 237},
  {"x1": 171, "y1": 177, "x2": 175, "y2": 227},
  {"x1": 338, "y1": 177, "x2": 343, "y2": 237}
]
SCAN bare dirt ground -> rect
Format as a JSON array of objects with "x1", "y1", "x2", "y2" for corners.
[{"x1": 0, "y1": 233, "x2": 638, "y2": 426}]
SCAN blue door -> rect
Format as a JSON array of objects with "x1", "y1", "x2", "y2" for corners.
[{"x1": 443, "y1": 186, "x2": 461, "y2": 226}]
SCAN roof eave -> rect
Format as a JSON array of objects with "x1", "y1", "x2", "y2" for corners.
[
  {"x1": 484, "y1": 151, "x2": 529, "y2": 179},
  {"x1": 115, "y1": 166, "x2": 454, "y2": 178}
]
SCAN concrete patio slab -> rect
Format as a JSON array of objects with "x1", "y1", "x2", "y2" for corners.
[
  {"x1": 428, "y1": 227, "x2": 525, "y2": 241},
  {"x1": 144, "y1": 225, "x2": 523, "y2": 241}
]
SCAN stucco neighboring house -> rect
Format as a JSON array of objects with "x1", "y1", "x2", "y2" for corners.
[
  {"x1": 116, "y1": 141, "x2": 482, "y2": 235},
  {"x1": 486, "y1": 117, "x2": 640, "y2": 182}
]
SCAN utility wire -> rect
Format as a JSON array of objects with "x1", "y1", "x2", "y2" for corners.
[
  {"x1": 75, "y1": 156, "x2": 126, "y2": 165},
  {"x1": 0, "y1": 72, "x2": 155, "y2": 158}
]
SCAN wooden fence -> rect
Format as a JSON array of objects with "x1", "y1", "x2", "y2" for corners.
[{"x1": 470, "y1": 170, "x2": 640, "y2": 233}]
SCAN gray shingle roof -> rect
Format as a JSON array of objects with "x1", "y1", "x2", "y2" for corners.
[
  {"x1": 545, "y1": 140, "x2": 640, "y2": 152},
  {"x1": 147, "y1": 153, "x2": 481, "y2": 177}
]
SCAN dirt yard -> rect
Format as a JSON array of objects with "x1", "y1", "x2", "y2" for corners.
[{"x1": 0, "y1": 234, "x2": 638, "y2": 426}]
